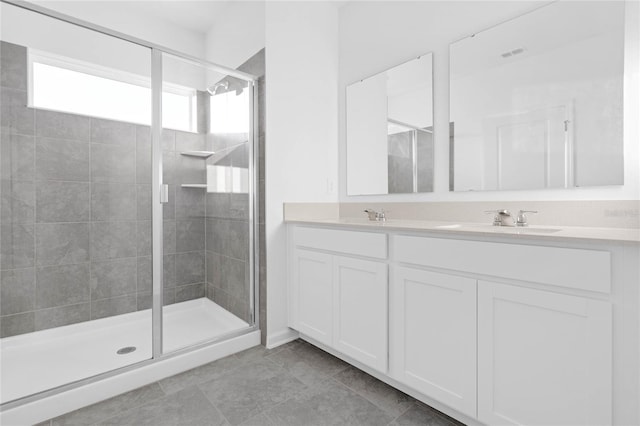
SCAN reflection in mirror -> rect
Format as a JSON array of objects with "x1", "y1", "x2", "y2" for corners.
[
  {"x1": 449, "y1": 1, "x2": 625, "y2": 191},
  {"x1": 347, "y1": 53, "x2": 433, "y2": 195}
]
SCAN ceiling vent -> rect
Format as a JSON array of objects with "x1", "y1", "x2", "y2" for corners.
[{"x1": 501, "y1": 47, "x2": 526, "y2": 59}]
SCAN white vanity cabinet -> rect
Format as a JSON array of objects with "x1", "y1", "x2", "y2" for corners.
[
  {"x1": 289, "y1": 226, "x2": 389, "y2": 372},
  {"x1": 391, "y1": 267, "x2": 477, "y2": 417},
  {"x1": 393, "y1": 235, "x2": 613, "y2": 425},
  {"x1": 287, "y1": 223, "x2": 634, "y2": 426},
  {"x1": 477, "y1": 281, "x2": 612, "y2": 426},
  {"x1": 333, "y1": 256, "x2": 388, "y2": 372},
  {"x1": 292, "y1": 249, "x2": 333, "y2": 346}
]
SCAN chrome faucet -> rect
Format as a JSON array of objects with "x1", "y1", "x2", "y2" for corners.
[
  {"x1": 485, "y1": 210, "x2": 515, "y2": 226},
  {"x1": 516, "y1": 210, "x2": 538, "y2": 227},
  {"x1": 364, "y1": 209, "x2": 387, "y2": 222}
]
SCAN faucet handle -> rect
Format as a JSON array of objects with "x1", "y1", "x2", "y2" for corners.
[
  {"x1": 516, "y1": 210, "x2": 538, "y2": 227},
  {"x1": 485, "y1": 210, "x2": 513, "y2": 226},
  {"x1": 363, "y1": 209, "x2": 378, "y2": 221},
  {"x1": 363, "y1": 208, "x2": 388, "y2": 222},
  {"x1": 484, "y1": 209, "x2": 511, "y2": 215}
]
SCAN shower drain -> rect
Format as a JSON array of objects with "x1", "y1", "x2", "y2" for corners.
[{"x1": 116, "y1": 346, "x2": 137, "y2": 355}]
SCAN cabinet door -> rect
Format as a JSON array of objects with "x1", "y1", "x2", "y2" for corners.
[
  {"x1": 333, "y1": 256, "x2": 388, "y2": 373},
  {"x1": 392, "y1": 267, "x2": 477, "y2": 417},
  {"x1": 478, "y1": 281, "x2": 612, "y2": 426},
  {"x1": 293, "y1": 249, "x2": 333, "y2": 346}
]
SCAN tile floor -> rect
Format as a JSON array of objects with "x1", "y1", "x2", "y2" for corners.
[{"x1": 39, "y1": 339, "x2": 464, "y2": 426}]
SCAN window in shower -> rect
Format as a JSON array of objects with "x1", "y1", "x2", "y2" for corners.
[
  {"x1": 210, "y1": 87, "x2": 249, "y2": 133},
  {"x1": 207, "y1": 86, "x2": 250, "y2": 193},
  {"x1": 28, "y1": 50, "x2": 198, "y2": 132}
]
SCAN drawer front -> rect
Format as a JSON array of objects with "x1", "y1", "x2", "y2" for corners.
[
  {"x1": 395, "y1": 235, "x2": 611, "y2": 293},
  {"x1": 294, "y1": 226, "x2": 387, "y2": 259}
]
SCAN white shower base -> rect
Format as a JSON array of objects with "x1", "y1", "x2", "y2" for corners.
[{"x1": 0, "y1": 298, "x2": 248, "y2": 404}]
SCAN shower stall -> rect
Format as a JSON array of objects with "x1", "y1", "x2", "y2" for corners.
[{"x1": 0, "y1": 1, "x2": 260, "y2": 417}]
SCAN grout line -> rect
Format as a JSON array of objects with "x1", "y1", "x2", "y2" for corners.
[
  {"x1": 196, "y1": 383, "x2": 234, "y2": 425},
  {"x1": 88, "y1": 134, "x2": 93, "y2": 321},
  {"x1": 386, "y1": 401, "x2": 416, "y2": 425},
  {"x1": 31, "y1": 107, "x2": 38, "y2": 325},
  {"x1": 77, "y1": 384, "x2": 168, "y2": 426}
]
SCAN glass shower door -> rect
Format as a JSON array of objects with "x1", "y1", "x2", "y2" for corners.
[
  {"x1": 0, "y1": 2, "x2": 153, "y2": 404},
  {"x1": 159, "y1": 52, "x2": 255, "y2": 354}
]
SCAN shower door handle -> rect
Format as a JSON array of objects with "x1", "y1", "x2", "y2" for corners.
[{"x1": 160, "y1": 184, "x2": 169, "y2": 204}]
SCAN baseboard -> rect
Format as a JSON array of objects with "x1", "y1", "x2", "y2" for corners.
[{"x1": 266, "y1": 327, "x2": 299, "y2": 349}]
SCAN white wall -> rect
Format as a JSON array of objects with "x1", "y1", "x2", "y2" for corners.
[
  {"x1": 339, "y1": 0, "x2": 640, "y2": 202},
  {"x1": 29, "y1": 0, "x2": 206, "y2": 58},
  {"x1": 204, "y1": 1, "x2": 265, "y2": 68},
  {"x1": 265, "y1": 1, "x2": 339, "y2": 345},
  {"x1": 1, "y1": 3, "x2": 152, "y2": 77},
  {"x1": 3, "y1": 1, "x2": 209, "y2": 89}
]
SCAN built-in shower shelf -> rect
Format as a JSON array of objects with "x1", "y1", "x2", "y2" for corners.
[
  {"x1": 180, "y1": 151, "x2": 215, "y2": 159},
  {"x1": 181, "y1": 184, "x2": 207, "y2": 188}
]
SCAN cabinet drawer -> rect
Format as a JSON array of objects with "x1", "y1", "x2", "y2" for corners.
[
  {"x1": 294, "y1": 226, "x2": 387, "y2": 259},
  {"x1": 395, "y1": 235, "x2": 611, "y2": 293}
]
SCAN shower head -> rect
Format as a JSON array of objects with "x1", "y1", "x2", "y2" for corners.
[{"x1": 207, "y1": 81, "x2": 229, "y2": 95}]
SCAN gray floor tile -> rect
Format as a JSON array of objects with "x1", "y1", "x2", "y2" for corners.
[
  {"x1": 239, "y1": 412, "x2": 278, "y2": 426},
  {"x1": 40, "y1": 341, "x2": 465, "y2": 426},
  {"x1": 393, "y1": 402, "x2": 461, "y2": 426},
  {"x1": 98, "y1": 386, "x2": 226, "y2": 426},
  {"x1": 266, "y1": 378, "x2": 394, "y2": 426},
  {"x1": 266, "y1": 346, "x2": 343, "y2": 387},
  {"x1": 51, "y1": 383, "x2": 165, "y2": 426},
  {"x1": 334, "y1": 365, "x2": 415, "y2": 417},
  {"x1": 158, "y1": 354, "x2": 243, "y2": 395},
  {"x1": 198, "y1": 358, "x2": 305, "y2": 425},
  {"x1": 268, "y1": 340, "x2": 349, "y2": 381}
]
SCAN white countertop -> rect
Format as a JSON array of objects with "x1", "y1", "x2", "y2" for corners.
[{"x1": 285, "y1": 217, "x2": 640, "y2": 243}]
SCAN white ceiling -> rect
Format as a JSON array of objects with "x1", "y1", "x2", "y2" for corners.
[
  {"x1": 108, "y1": 0, "x2": 351, "y2": 34},
  {"x1": 106, "y1": 0, "x2": 234, "y2": 34}
]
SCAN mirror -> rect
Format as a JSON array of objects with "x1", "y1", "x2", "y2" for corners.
[
  {"x1": 450, "y1": 1, "x2": 625, "y2": 191},
  {"x1": 347, "y1": 54, "x2": 434, "y2": 195}
]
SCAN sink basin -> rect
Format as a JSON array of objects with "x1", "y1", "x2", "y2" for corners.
[
  {"x1": 338, "y1": 218, "x2": 385, "y2": 224},
  {"x1": 338, "y1": 218, "x2": 368, "y2": 223},
  {"x1": 477, "y1": 225, "x2": 562, "y2": 234},
  {"x1": 512, "y1": 227, "x2": 562, "y2": 234},
  {"x1": 435, "y1": 224, "x2": 463, "y2": 229}
]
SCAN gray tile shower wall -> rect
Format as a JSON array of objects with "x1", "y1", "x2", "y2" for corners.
[
  {"x1": 0, "y1": 41, "x2": 207, "y2": 337},
  {"x1": 388, "y1": 131, "x2": 414, "y2": 194},
  {"x1": 157, "y1": 127, "x2": 207, "y2": 309}
]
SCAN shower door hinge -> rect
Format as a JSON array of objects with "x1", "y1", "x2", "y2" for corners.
[{"x1": 160, "y1": 184, "x2": 169, "y2": 204}]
